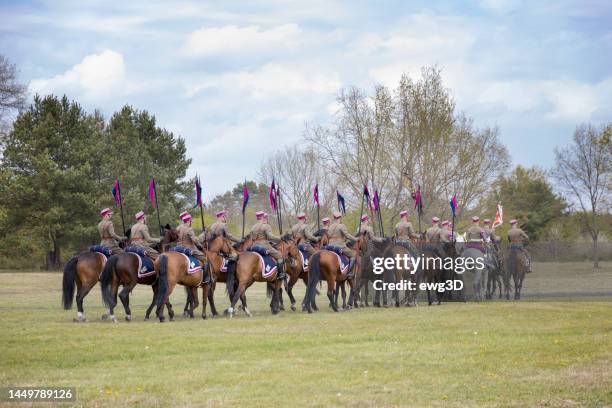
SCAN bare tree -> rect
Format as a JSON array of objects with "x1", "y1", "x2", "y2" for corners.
[
  {"x1": 552, "y1": 123, "x2": 612, "y2": 268},
  {"x1": 306, "y1": 66, "x2": 510, "y2": 227},
  {"x1": 0, "y1": 55, "x2": 27, "y2": 135}
]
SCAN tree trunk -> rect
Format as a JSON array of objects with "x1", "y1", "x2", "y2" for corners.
[
  {"x1": 46, "y1": 233, "x2": 61, "y2": 270},
  {"x1": 592, "y1": 234, "x2": 599, "y2": 269}
]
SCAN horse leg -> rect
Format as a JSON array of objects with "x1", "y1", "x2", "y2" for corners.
[
  {"x1": 188, "y1": 286, "x2": 199, "y2": 318},
  {"x1": 228, "y1": 282, "x2": 246, "y2": 318},
  {"x1": 287, "y1": 281, "x2": 297, "y2": 312},
  {"x1": 364, "y1": 282, "x2": 370, "y2": 307},
  {"x1": 75, "y1": 280, "x2": 95, "y2": 323},
  {"x1": 145, "y1": 285, "x2": 157, "y2": 320},
  {"x1": 278, "y1": 288, "x2": 285, "y2": 311},
  {"x1": 208, "y1": 285, "x2": 219, "y2": 317},
  {"x1": 118, "y1": 281, "x2": 137, "y2": 322},
  {"x1": 157, "y1": 281, "x2": 176, "y2": 323},
  {"x1": 241, "y1": 294, "x2": 252, "y2": 317},
  {"x1": 201, "y1": 285, "x2": 209, "y2": 319},
  {"x1": 167, "y1": 300, "x2": 175, "y2": 321},
  {"x1": 327, "y1": 278, "x2": 338, "y2": 312}
]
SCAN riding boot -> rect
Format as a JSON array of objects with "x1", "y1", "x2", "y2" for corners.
[
  {"x1": 276, "y1": 260, "x2": 286, "y2": 280},
  {"x1": 523, "y1": 250, "x2": 532, "y2": 273},
  {"x1": 201, "y1": 262, "x2": 211, "y2": 284},
  {"x1": 347, "y1": 257, "x2": 356, "y2": 278}
]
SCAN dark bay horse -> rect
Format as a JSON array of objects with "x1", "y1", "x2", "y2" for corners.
[
  {"x1": 505, "y1": 245, "x2": 528, "y2": 300},
  {"x1": 225, "y1": 235, "x2": 298, "y2": 317},
  {"x1": 303, "y1": 233, "x2": 366, "y2": 313},
  {"x1": 99, "y1": 226, "x2": 178, "y2": 322},
  {"x1": 422, "y1": 241, "x2": 445, "y2": 306},
  {"x1": 380, "y1": 239, "x2": 420, "y2": 307},
  {"x1": 154, "y1": 236, "x2": 237, "y2": 322}
]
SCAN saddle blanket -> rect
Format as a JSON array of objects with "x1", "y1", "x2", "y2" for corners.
[
  {"x1": 466, "y1": 242, "x2": 485, "y2": 254},
  {"x1": 322, "y1": 246, "x2": 349, "y2": 275},
  {"x1": 247, "y1": 249, "x2": 277, "y2": 278},
  {"x1": 90, "y1": 245, "x2": 113, "y2": 257},
  {"x1": 125, "y1": 248, "x2": 156, "y2": 278},
  {"x1": 220, "y1": 257, "x2": 229, "y2": 273},
  {"x1": 298, "y1": 245, "x2": 310, "y2": 272},
  {"x1": 168, "y1": 247, "x2": 203, "y2": 274}
]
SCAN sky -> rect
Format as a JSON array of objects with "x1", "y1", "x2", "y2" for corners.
[{"x1": 1, "y1": 0, "x2": 611, "y2": 198}]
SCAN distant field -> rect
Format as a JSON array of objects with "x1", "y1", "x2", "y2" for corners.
[{"x1": 0, "y1": 262, "x2": 610, "y2": 407}]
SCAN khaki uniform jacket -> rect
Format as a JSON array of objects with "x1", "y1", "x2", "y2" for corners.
[
  {"x1": 98, "y1": 220, "x2": 125, "y2": 247},
  {"x1": 483, "y1": 227, "x2": 499, "y2": 243},
  {"x1": 291, "y1": 221, "x2": 319, "y2": 243},
  {"x1": 360, "y1": 224, "x2": 383, "y2": 243},
  {"x1": 467, "y1": 225, "x2": 484, "y2": 242},
  {"x1": 425, "y1": 226, "x2": 441, "y2": 243},
  {"x1": 250, "y1": 222, "x2": 280, "y2": 244},
  {"x1": 328, "y1": 222, "x2": 357, "y2": 246},
  {"x1": 439, "y1": 228, "x2": 451, "y2": 243},
  {"x1": 130, "y1": 223, "x2": 161, "y2": 248},
  {"x1": 508, "y1": 226, "x2": 529, "y2": 244},
  {"x1": 395, "y1": 221, "x2": 418, "y2": 241},
  {"x1": 177, "y1": 224, "x2": 203, "y2": 250},
  {"x1": 208, "y1": 221, "x2": 239, "y2": 243}
]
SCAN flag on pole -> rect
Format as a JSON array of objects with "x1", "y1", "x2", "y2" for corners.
[
  {"x1": 242, "y1": 183, "x2": 249, "y2": 213},
  {"x1": 269, "y1": 179, "x2": 277, "y2": 212},
  {"x1": 450, "y1": 195, "x2": 458, "y2": 217},
  {"x1": 111, "y1": 180, "x2": 122, "y2": 207},
  {"x1": 412, "y1": 185, "x2": 423, "y2": 215},
  {"x1": 336, "y1": 190, "x2": 346, "y2": 215},
  {"x1": 194, "y1": 176, "x2": 203, "y2": 208},
  {"x1": 493, "y1": 203, "x2": 503, "y2": 228},
  {"x1": 148, "y1": 178, "x2": 157, "y2": 209},
  {"x1": 313, "y1": 184, "x2": 319, "y2": 207},
  {"x1": 373, "y1": 190, "x2": 380, "y2": 213},
  {"x1": 364, "y1": 185, "x2": 373, "y2": 212}
]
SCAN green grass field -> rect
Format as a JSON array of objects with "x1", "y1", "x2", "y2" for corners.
[{"x1": 0, "y1": 262, "x2": 611, "y2": 407}]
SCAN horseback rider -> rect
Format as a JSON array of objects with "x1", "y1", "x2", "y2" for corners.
[
  {"x1": 425, "y1": 217, "x2": 445, "y2": 257},
  {"x1": 250, "y1": 211, "x2": 286, "y2": 280},
  {"x1": 176, "y1": 213, "x2": 212, "y2": 284},
  {"x1": 321, "y1": 217, "x2": 330, "y2": 233},
  {"x1": 130, "y1": 211, "x2": 161, "y2": 260},
  {"x1": 466, "y1": 216, "x2": 485, "y2": 243},
  {"x1": 291, "y1": 213, "x2": 320, "y2": 256},
  {"x1": 208, "y1": 210, "x2": 240, "y2": 245},
  {"x1": 483, "y1": 219, "x2": 500, "y2": 246},
  {"x1": 359, "y1": 214, "x2": 384, "y2": 243},
  {"x1": 394, "y1": 210, "x2": 419, "y2": 255},
  {"x1": 328, "y1": 211, "x2": 359, "y2": 278},
  {"x1": 98, "y1": 208, "x2": 127, "y2": 254},
  {"x1": 508, "y1": 219, "x2": 532, "y2": 273},
  {"x1": 439, "y1": 220, "x2": 451, "y2": 243},
  {"x1": 178, "y1": 211, "x2": 188, "y2": 228}
]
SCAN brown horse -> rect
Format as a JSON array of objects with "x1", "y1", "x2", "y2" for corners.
[
  {"x1": 225, "y1": 234, "x2": 298, "y2": 317},
  {"x1": 99, "y1": 226, "x2": 179, "y2": 322},
  {"x1": 62, "y1": 251, "x2": 109, "y2": 322},
  {"x1": 154, "y1": 236, "x2": 237, "y2": 322},
  {"x1": 303, "y1": 233, "x2": 366, "y2": 313}
]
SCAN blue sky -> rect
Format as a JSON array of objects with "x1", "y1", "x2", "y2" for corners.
[{"x1": 1, "y1": 0, "x2": 611, "y2": 197}]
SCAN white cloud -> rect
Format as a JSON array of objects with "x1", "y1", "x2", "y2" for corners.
[
  {"x1": 29, "y1": 50, "x2": 126, "y2": 98},
  {"x1": 185, "y1": 63, "x2": 340, "y2": 99},
  {"x1": 183, "y1": 24, "x2": 301, "y2": 57}
]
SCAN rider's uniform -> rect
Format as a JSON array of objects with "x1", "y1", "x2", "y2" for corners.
[
  {"x1": 98, "y1": 219, "x2": 125, "y2": 254},
  {"x1": 130, "y1": 222, "x2": 161, "y2": 259}
]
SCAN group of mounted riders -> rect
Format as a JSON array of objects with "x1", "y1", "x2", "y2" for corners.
[{"x1": 63, "y1": 203, "x2": 533, "y2": 322}]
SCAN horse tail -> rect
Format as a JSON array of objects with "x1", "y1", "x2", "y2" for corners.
[
  {"x1": 62, "y1": 256, "x2": 78, "y2": 310},
  {"x1": 156, "y1": 254, "x2": 169, "y2": 308},
  {"x1": 185, "y1": 285, "x2": 194, "y2": 307},
  {"x1": 306, "y1": 252, "x2": 321, "y2": 304},
  {"x1": 100, "y1": 255, "x2": 118, "y2": 308},
  {"x1": 226, "y1": 256, "x2": 237, "y2": 300}
]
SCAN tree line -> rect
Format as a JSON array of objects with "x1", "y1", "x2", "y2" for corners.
[{"x1": 0, "y1": 55, "x2": 610, "y2": 269}]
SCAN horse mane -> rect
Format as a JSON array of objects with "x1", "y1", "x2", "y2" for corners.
[{"x1": 280, "y1": 233, "x2": 293, "y2": 243}]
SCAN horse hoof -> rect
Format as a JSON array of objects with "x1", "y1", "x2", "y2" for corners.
[
  {"x1": 125, "y1": 315, "x2": 132, "y2": 322},
  {"x1": 244, "y1": 308, "x2": 252, "y2": 317},
  {"x1": 111, "y1": 316, "x2": 118, "y2": 324},
  {"x1": 144, "y1": 316, "x2": 149, "y2": 321},
  {"x1": 182, "y1": 311, "x2": 189, "y2": 318},
  {"x1": 291, "y1": 304, "x2": 296, "y2": 312},
  {"x1": 101, "y1": 314, "x2": 109, "y2": 321},
  {"x1": 201, "y1": 314, "x2": 207, "y2": 320}
]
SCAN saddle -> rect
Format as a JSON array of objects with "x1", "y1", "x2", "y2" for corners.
[
  {"x1": 322, "y1": 245, "x2": 349, "y2": 275},
  {"x1": 125, "y1": 246, "x2": 156, "y2": 282},
  {"x1": 466, "y1": 242, "x2": 485, "y2": 254},
  {"x1": 246, "y1": 246, "x2": 277, "y2": 278},
  {"x1": 169, "y1": 247, "x2": 203, "y2": 274},
  {"x1": 90, "y1": 245, "x2": 112, "y2": 256}
]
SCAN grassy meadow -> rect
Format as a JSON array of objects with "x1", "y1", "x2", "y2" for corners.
[{"x1": 0, "y1": 262, "x2": 610, "y2": 407}]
